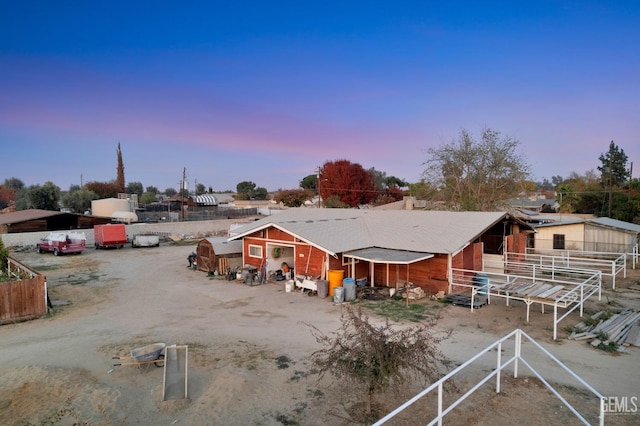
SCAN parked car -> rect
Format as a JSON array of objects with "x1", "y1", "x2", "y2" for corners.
[{"x1": 36, "y1": 232, "x2": 86, "y2": 256}]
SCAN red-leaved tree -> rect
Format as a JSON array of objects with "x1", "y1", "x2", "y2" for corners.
[
  {"x1": 85, "y1": 181, "x2": 121, "y2": 199},
  {"x1": 320, "y1": 160, "x2": 376, "y2": 207}
]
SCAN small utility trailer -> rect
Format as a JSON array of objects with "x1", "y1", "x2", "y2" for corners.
[{"x1": 131, "y1": 234, "x2": 160, "y2": 248}]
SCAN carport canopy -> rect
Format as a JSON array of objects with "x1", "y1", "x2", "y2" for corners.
[{"x1": 343, "y1": 247, "x2": 434, "y2": 264}]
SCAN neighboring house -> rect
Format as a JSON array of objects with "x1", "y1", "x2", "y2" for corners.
[
  {"x1": 530, "y1": 216, "x2": 640, "y2": 254},
  {"x1": 228, "y1": 208, "x2": 532, "y2": 294}
]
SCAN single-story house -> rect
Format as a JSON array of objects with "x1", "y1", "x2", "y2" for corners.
[
  {"x1": 228, "y1": 208, "x2": 533, "y2": 294},
  {"x1": 195, "y1": 237, "x2": 243, "y2": 274},
  {"x1": 529, "y1": 216, "x2": 640, "y2": 254}
]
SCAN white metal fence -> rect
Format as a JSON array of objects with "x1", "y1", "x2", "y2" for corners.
[
  {"x1": 373, "y1": 329, "x2": 604, "y2": 426},
  {"x1": 449, "y1": 266, "x2": 601, "y2": 340},
  {"x1": 519, "y1": 249, "x2": 626, "y2": 289}
]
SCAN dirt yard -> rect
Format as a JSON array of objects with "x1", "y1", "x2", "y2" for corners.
[{"x1": 1, "y1": 243, "x2": 639, "y2": 425}]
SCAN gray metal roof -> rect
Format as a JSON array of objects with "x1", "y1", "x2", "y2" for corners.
[
  {"x1": 344, "y1": 247, "x2": 434, "y2": 264},
  {"x1": 590, "y1": 217, "x2": 640, "y2": 234},
  {"x1": 530, "y1": 218, "x2": 586, "y2": 228},
  {"x1": 201, "y1": 236, "x2": 243, "y2": 255},
  {"x1": 531, "y1": 216, "x2": 640, "y2": 234},
  {"x1": 230, "y1": 208, "x2": 508, "y2": 255}
]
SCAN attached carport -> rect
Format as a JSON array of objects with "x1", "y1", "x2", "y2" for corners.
[{"x1": 343, "y1": 247, "x2": 434, "y2": 288}]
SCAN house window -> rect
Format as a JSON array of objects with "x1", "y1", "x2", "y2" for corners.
[
  {"x1": 342, "y1": 255, "x2": 359, "y2": 266},
  {"x1": 248, "y1": 244, "x2": 263, "y2": 258},
  {"x1": 553, "y1": 234, "x2": 565, "y2": 250}
]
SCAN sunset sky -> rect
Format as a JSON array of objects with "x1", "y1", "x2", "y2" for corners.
[{"x1": 2, "y1": 1, "x2": 639, "y2": 193}]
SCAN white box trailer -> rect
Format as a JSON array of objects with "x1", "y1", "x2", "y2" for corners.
[{"x1": 131, "y1": 234, "x2": 160, "y2": 248}]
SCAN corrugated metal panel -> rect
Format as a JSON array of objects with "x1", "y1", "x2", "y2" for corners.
[
  {"x1": 590, "y1": 217, "x2": 640, "y2": 233},
  {"x1": 195, "y1": 194, "x2": 218, "y2": 206}
]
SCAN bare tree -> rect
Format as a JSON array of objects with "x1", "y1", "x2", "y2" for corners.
[
  {"x1": 423, "y1": 128, "x2": 531, "y2": 211},
  {"x1": 308, "y1": 305, "x2": 451, "y2": 421}
]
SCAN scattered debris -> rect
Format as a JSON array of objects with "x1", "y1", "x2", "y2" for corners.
[
  {"x1": 395, "y1": 284, "x2": 427, "y2": 300},
  {"x1": 567, "y1": 309, "x2": 640, "y2": 351},
  {"x1": 444, "y1": 294, "x2": 487, "y2": 309},
  {"x1": 430, "y1": 290, "x2": 446, "y2": 300}
]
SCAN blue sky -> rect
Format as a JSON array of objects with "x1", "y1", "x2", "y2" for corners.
[{"x1": 1, "y1": 1, "x2": 638, "y2": 193}]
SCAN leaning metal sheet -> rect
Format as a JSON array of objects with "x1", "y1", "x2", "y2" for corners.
[{"x1": 162, "y1": 345, "x2": 189, "y2": 401}]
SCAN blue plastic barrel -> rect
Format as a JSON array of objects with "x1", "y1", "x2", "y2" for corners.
[
  {"x1": 474, "y1": 273, "x2": 489, "y2": 296},
  {"x1": 342, "y1": 278, "x2": 356, "y2": 301}
]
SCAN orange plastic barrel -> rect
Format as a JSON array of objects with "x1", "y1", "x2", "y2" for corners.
[{"x1": 327, "y1": 269, "x2": 345, "y2": 297}]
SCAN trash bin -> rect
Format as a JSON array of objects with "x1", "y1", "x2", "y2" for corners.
[
  {"x1": 317, "y1": 280, "x2": 329, "y2": 299},
  {"x1": 473, "y1": 272, "x2": 489, "y2": 296},
  {"x1": 333, "y1": 287, "x2": 345, "y2": 304},
  {"x1": 328, "y1": 269, "x2": 344, "y2": 296},
  {"x1": 343, "y1": 278, "x2": 356, "y2": 301}
]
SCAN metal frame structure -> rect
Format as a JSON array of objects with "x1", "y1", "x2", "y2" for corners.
[
  {"x1": 514, "y1": 248, "x2": 627, "y2": 289},
  {"x1": 373, "y1": 329, "x2": 604, "y2": 426},
  {"x1": 449, "y1": 265, "x2": 601, "y2": 340}
]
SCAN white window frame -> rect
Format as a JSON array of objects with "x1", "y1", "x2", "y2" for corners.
[
  {"x1": 249, "y1": 244, "x2": 263, "y2": 258},
  {"x1": 342, "y1": 255, "x2": 359, "y2": 266}
]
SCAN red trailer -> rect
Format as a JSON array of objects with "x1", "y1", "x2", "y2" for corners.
[{"x1": 94, "y1": 224, "x2": 127, "y2": 249}]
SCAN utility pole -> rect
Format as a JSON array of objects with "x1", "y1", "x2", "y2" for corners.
[
  {"x1": 317, "y1": 166, "x2": 322, "y2": 208},
  {"x1": 629, "y1": 162, "x2": 633, "y2": 203},
  {"x1": 181, "y1": 167, "x2": 186, "y2": 222}
]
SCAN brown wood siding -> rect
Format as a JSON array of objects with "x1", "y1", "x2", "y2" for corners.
[
  {"x1": 473, "y1": 242, "x2": 484, "y2": 269},
  {"x1": 1, "y1": 258, "x2": 47, "y2": 324},
  {"x1": 368, "y1": 255, "x2": 450, "y2": 295},
  {"x1": 294, "y1": 245, "x2": 326, "y2": 278},
  {"x1": 267, "y1": 228, "x2": 295, "y2": 242}
]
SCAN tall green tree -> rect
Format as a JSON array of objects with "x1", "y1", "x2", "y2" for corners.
[
  {"x1": 598, "y1": 141, "x2": 629, "y2": 188},
  {"x1": 423, "y1": 127, "x2": 531, "y2": 211},
  {"x1": 235, "y1": 181, "x2": 269, "y2": 200},
  {"x1": 126, "y1": 181, "x2": 144, "y2": 197},
  {"x1": 597, "y1": 141, "x2": 631, "y2": 218},
  {"x1": 116, "y1": 143, "x2": 125, "y2": 193},
  {"x1": 62, "y1": 188, "x2": 98, "y2": 213},
  {"x1": 140, "y1": 192, "x2": 158, "y2": 204},
  {"x1": 24, "y1": 181, "x2": 61, "y2": 210},
  {"x1": 300, "y1": 174, "x2": 318, "y2": 190}
]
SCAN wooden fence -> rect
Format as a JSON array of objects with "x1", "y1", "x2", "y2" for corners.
[{"x1": 1, "y1": 256, "x2": 47, "y2": 324}]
